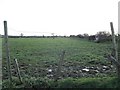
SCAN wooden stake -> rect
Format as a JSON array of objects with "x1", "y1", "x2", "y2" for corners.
[
  {"x1": 55, "y1": 50, "x2": 65, "y2": 81},
  {"x1": 110, "y1": 22, "x2": 118, "y2": 60},
  {"x1": 110, "y1": 22, "x2": 120, "y2": 77},
  {"x1": 106, "y1": 55, "x2": 120, "y2": 67},
  {"x1": 4, "y1": 21, "x2": 12, "y2": 83},
  {"x1": 14, "y1": 59, "x2": 22, "y2": 83}
]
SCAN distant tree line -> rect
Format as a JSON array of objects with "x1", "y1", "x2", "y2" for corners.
[
  {"x1": 1, "y1": 31, "x2": 119, "y2": 43},
  {"x1": 1, "y1": 35, "x2": 67, "y2": 38},
  {"x1": 70, "y1": 31, "x2": 119, "y2": 43}
]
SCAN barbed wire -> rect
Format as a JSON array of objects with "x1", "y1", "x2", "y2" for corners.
[{"x1": 8, "y1": 27, "x2": 65, "y2": 36}]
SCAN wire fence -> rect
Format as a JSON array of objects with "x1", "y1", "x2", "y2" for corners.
[{"x1": 3, "y1": 27, "x2": 68, "y2": 36}]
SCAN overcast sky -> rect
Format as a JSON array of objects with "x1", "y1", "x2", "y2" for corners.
[{"x1": 0, "y1": 0, "x2": 119, "y2": 36}]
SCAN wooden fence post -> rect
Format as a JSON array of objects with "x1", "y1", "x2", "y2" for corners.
[
  {"x1": 55, "y1": 50, "x2": 65, "y2": 81},
  {"x1": 14, "y1": 59, "x2": 22, "y2": 83},
  {"x1": 0, "y1": 34, "x2": 2, "y2": 89},
  {"x1": 110, "y1": 22, "x2": 120, "y2": 77},
  {"x1": 4, "y1": 21, "x2": 12, "y2": 84}
]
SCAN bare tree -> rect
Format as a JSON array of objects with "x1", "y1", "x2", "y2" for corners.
[
  {"x1": 20, "y1": 33, "x2": 23, "y2": 38},
  {"x1": 51, "y1": 33, "x2": 54, "y2": 39}
]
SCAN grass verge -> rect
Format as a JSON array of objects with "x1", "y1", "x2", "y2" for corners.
[{"x1": 2, "y1": 76, "x2": 120, "y2": 89}]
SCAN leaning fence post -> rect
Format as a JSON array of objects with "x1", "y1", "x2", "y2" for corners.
[
  {"x1": 55, "y1": 50, "x2": 65, "y2": 81},
  {"x1": 110, "y1": 22, "x2": 120, "y2": 77},
  {"x1": 4, "y1": 21, "x2": 12, "y2": 84},
  {"x1": 14, "y1": 59, "x2": 22, "y2": 83}
]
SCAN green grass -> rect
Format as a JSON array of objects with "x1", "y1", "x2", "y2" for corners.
[
  {"x1": 3, "y1": 37, "x2": 112, "y2": 64},
  {"x1": 57, "y1": 77, "x2": 120, "y2": 88},
  {"x1": 2, "y1": 37, "x2": 118, "y2": 88},
  {"x1": 2, "y1": 76, "x2": 120, "y2": 88}
]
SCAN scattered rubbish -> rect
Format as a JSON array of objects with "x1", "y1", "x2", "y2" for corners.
[
  {"x1": 82, "y1": 68, "x2": 89, "y2": 72},
  {"x1": 48, "y1": 69, "x2": 52, "y2": 72}
]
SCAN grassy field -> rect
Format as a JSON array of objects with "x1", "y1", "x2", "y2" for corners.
[{"x1": 2, "y1": 37, "x2": 118, "y2": 88}]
